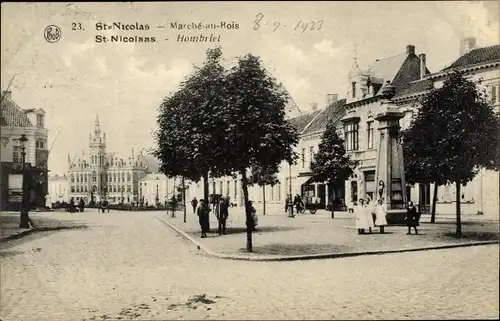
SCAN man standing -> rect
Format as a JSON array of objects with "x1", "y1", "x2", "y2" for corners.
[
  {"x1": 218, "y1": 197, "x2": 229, "y2": 235},
  {"x1": 191, "y1": 197, "x2": 198, "y2": 214}
]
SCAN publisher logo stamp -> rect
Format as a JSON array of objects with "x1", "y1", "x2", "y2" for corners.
[{"x1": 44, "y1": 25, "x2": 62, "y2": 43}]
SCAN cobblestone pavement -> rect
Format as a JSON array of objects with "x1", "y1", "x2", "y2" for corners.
[{"x1": 1, "y1": 210, "x2": 498, "y2": 320}]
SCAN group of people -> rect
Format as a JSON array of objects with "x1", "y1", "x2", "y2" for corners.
[
  {"x1": 355, "y1": 198, "x2": 421, "y2": 235},
  {"x1": 191, "y1": 197, "x2": 258, "y2": 238},
  {"x1": 284, "y1": 194, "x2": 306, "y2": 217}
]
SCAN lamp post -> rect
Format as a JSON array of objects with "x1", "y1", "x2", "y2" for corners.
[{"x1": 19, "y1": 134, "x2": 31, "y2": 228}]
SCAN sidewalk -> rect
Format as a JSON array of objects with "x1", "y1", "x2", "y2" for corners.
[
  {"x1": 0, "y1": 211, "x2": 90, "y2": 243},
  {"x1": 156, "y1": 207, "x2": 499, "y2": 261}
]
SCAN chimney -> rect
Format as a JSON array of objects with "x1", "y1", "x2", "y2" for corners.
[
  {"x1": 2, "y1": 90, "x2": 12, "y2": 100},
  {"x1": 326, "y1": 94, "x2": 338, "y2": 106},
  {"x1": 460, "y1": 37, "x2": 476, "y2": 56},
  {"x1": 406, "y1": 45, "x2": 415, "y2": 55},
  {"x1": 310, "y1": 102, "x2": 318, "y2": 111},
  {"x1": 419, "y1": 53, "x2": 427, "y2": 79}
]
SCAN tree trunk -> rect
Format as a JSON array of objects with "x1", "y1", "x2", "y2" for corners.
[
  {"x1": 430, "y1": 183, "x2": 438, "y2": 223},
  {"x1": 455, "y1": 181, "x2": 462, "y2": 237},
  {"x1": 241, "y1": 169, "x2": 252, "y2": 252},
  {"x1": 171, "y1": 177, "x2": 176, "y2": 218},
  {"x1": 182, "y1": 177, "x2": 186, "y2": 223},
  {"x1": 203, "y1": 172, "x2": 210, "y2": 231},
  {"x1": 262, "y1": 185, "x2": 266, "y2": 215},
  {"x1": 331, "y1": 185, "x2": 335, "y2": 219}
]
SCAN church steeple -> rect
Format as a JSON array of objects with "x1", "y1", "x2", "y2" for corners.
[{"x1": 94, "y1": 115, "x2": 101, "y2": 136}]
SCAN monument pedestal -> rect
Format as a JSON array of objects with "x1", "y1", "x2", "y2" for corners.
[{"x1": 374, "y1": 94, "x2": 408, "y2": 226}]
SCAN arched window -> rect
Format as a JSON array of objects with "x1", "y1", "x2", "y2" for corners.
[
  {"x1": 92, "y1": 171, "x2": 97, "y2": 183},
  {"x1": 127, "y1": 172, "x2": 131, "y2": 182}
]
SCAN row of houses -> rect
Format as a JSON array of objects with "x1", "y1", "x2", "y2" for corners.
[{"x1": 186, "y1": 38, "x2": 500, "y2": 219}]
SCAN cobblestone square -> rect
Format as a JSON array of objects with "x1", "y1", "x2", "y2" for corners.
[{"x1": 1, "y1": 210, "x2": 498, "y2": 320}]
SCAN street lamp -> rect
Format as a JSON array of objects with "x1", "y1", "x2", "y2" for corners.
[{"x1": 19, "y1": 134, "x2": 31, "y2": 228}]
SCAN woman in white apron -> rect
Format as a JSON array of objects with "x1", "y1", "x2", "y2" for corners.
[
  {"x1": 374, "y1": 198, "x2": 388, "y2": 233},
  {"x1": 364, "y1": 199, "x2": 375, "y2": 234},
  {"x1": 355, "y1": 198, "x2": 370, "y2": 234}
]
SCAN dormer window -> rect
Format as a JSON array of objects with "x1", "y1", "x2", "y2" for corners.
[
  {"x1": 351, "y1": 82, "x2": 356, "y2": 98},
  {"x1": 36, "y1": 114, "x2": 44, "y2": 128}
]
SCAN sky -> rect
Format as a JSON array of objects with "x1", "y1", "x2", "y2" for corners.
[{"x1": 1, "y1": 1, "x2": 499, "y2": 175}]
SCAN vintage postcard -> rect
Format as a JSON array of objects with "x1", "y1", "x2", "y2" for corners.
[{"x1": 1, "y1": 1, "x2": 499, "y2": 320}]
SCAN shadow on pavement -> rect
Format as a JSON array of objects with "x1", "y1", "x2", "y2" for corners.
[
  {"x1": 239, "y1": 243, "x2": 355, "y2": 255},
  {"x1": 222, "y1": 226, "x2": 301, "y2": 235}
]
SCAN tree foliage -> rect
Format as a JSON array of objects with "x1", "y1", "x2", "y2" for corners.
[
  {"x1": 310, "y1": 122, "x2": 356, "y2": 218},
  {"x1": 402, "y1": 70, "x2": 500, "y2": 236},
  {"x1": 153, "y1": 48, "x2": 231, "y2": 199},
  {"x1": 248, "y1": 163, "x2": 280, "y2": 187},
  {"x1": 403, "y1": 71, "x2": 500, "y2": 184},
  {"x1": 310, "y1": 122, "x2": 356, "y2": 185}
]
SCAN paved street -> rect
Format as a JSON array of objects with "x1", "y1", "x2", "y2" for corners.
[{"x1": 1, "y1": 210, "x2": 498, "y2": 320}]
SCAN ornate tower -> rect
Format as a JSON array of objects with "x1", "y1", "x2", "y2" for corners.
[{"x1": 89, "y1": 115, "x2": 107, "y2": 202}]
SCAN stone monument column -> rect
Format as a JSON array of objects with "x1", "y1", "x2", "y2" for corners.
[{"x1": 374, "y1": 82, "x2": 407, "y2": 224}]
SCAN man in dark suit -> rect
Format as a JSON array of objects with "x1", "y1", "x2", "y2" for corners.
[{"x1": 218, "y1": 197, "x2": 229, "y2": 235}]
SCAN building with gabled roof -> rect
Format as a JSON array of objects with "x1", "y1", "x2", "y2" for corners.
[{"x1": 1, "y1": 90, "x2": 49, "y2": 210}]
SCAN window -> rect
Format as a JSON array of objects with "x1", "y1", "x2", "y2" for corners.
[
  {"x1": 92, "y1": 171, "x2": 97, "y2": 183},
  {"x1": 127, "y1": 186, "x2": 131, "y2": 193},
  {"x1": 113, "y1": 173, "x2": 117, "y2": 182},
  {"x1": 352, "y1": 82, "x2": 356, "y2": 98},
  {"x1": 85, "y1": 186, "x2": 88, "y2": 192},
  {"x1": 351, "y1": 181, "x2": 358, "y2": 203},
  {"x1": 35, "y1": 140, "x2": 45, "y2": 149},
  {"x1": 226, "y1": 181, "x2": 230, "y2": 196},
  {"x1": 301, "y1": 148, "x2": 305, "y2": 168},
  {"x1": 344, "y1": 123, "x2": 359, "y2": 151},
  {"x1": 127, "y1": 172, "x2": 131, "y2": 182},
  {"x1": 367, "y1": 122, "x2": 374, "y2": 149},
  {"x1": 121, "y1": 172, "x2": 125, "y2": 182},
  {"x1": 277, "y1": 182, "x2": 281, "y2": 201},
  {"x1": 491, "y1": 85, "x2": 498, "y2": 104},
  {"x1": 309, "y1": 147, "x2": 314, "y2": 164},
  {"x1": 71, "y1": 186, "x2": 75, "y2": 193},
  {"x1": 12, "y1": 139, "x2": 22, "y2": 163},
  {"x1": 36, "y1": 114, "x2": 44, "y2": 128},
  {"x1": 84, "y1": 175, "x2": 88, "y2": 183},
  {"x1": 234, "y1": 180, "x2": 237, "y2": 199},
  {"x1": 71, "y1": 174, "x2": 75, "y2": 183}
]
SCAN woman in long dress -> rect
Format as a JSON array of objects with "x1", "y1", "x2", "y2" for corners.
[
  {"x1": 374, "y1": 198, "x2": 388, "y2": 233},
  {"x1": 406, "y1": 201, "x2": 419, "y2": 235},
  {"x1": 364, "y1": 199, "x2": 375, "y2": 233},
  {"x1": 355, "y1": 199, "x2": 370, "y2": 234}
]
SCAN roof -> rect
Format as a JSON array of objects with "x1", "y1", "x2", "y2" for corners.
[
  {"x1": 0, "y1": 95, "x2": 33, "y2": 127},
  {"x1": 141, "y1": 154, "x2": 160, "y2": 173},
  {"x1": 393, "y1": 79, "x2": 434, "y2": 99},
  {"x1": 368, "y1": 53, "x2": 408, "y2": 83},
  {"x1": 302, "y1": 99, "x2": 347, "y2": 135},
  {"x1": 288, "y1": 110, "x2": 322, "y2": 133},
  {"x1": 442, "y1": 44, "x2": 500, "y2": 70}
]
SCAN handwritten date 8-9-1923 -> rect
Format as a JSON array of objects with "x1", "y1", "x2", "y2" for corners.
[{"x1": 253, "y1": 13, "x2": 323, "y2": 32}]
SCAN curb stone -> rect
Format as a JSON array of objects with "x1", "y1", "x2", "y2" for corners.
[
  {"x1": 0, "y1": 228, "x2": 34, "y2": 243},
  {"x1": 155, "y1": 215, "x2": 499, "y2": 262}
]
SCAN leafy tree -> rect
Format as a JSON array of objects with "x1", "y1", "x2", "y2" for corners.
[
  {"x1": 248, "y1": 163, "x2": 280, "y2": 216},
  {"x1": 310, "y1": 122, "x2": 357, "y2": 219},
  {"x1": 222, "y1": 54, "x2": 299, "y2": 252},
  {"x1": 403, "y1": 117, "x2": 449, "y2": 223},
  {"x1": 154, "y1": 47, "x2": 231, "y2": 204},
  {"x1": 402, "y1": 71, "x2": 500, "y2": 237}
]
